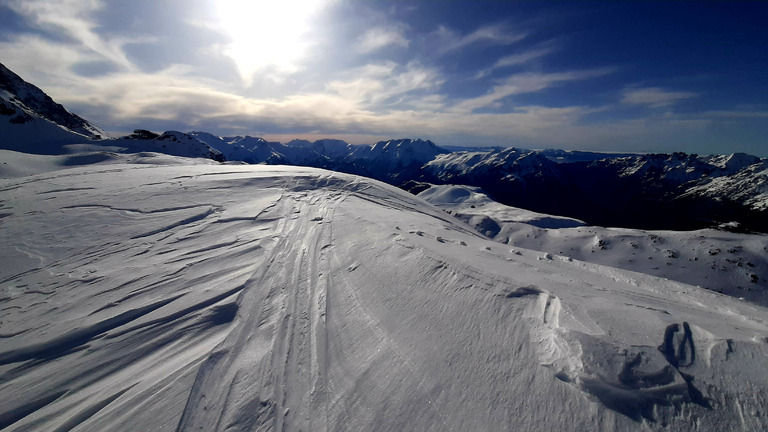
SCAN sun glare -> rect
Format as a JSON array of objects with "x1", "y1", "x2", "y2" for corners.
[{"x1": 214, "y1": 0, "x2": 326, "y2": 85}]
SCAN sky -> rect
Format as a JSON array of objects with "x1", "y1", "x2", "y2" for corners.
[{"x1": 0, "y1": 0, "x2": 767, "y2": 156}]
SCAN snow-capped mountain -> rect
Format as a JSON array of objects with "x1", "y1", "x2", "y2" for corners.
[
  {"x1": 183, "y1": 135, "x2": 768, "y2": 233},
  {"x1": 682, "y1": 154, "x2": 768, "y2": 213},
  {"x1": 418, "y1": 148, "x2": 768, "y2": 233},
  {"x1": 0, "y1": 62, "x2": 109, "y2": 153},
  {"x1": 109, "y1": 130, "x2": 225, "y2": 162},
  {"x1": 0, "y1": 63, "x2": 107, "y2": 141},
  {"x1": 345, "y1": 138, "x2": 448, "y2": 182},
  {"x1": 191, "y1": 133, "x2": 447, "y2": 182},
  {"x1": 190, "y1": 132, "x2": 287, "y2": 164},
  {"x1": 1, "y1": 158, "x2": 767, "y2": 431},
  {"x1": 557, "y1": 152, "x2": 768, "y2": 231},
  {"x1": 0, "y1": 64, "x2": 223, "y2": 162},
  {"x1": 287, "y1": 138, "x2": 350, "y2": 158}
]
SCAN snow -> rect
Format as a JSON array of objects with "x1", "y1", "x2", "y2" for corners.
[
  {"x1": 1, "y1": 157, "x2": 767, "y2": 431},
  {"x1": 0, "y1": 149, "x2": 220, "y2": 178},
  {"x1": 0, "y1": 103, "x2": 97, "y2": 155},
  {"x1": 1, "y1": 63, "x2": 108, "y2": 142},
  {"x1": 107, "y1": 131, "x2": 224, "y2": 162},
  {"x1": 419, "y1": 184, "x2": 586, "y2": 229},
  {"x1": 419, "y1": 183, "x2": 768, "y2": 306}
]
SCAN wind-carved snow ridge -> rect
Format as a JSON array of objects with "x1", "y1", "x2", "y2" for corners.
[{"x1": 1, "y1": 162, "x2": 768, "y2": 431}]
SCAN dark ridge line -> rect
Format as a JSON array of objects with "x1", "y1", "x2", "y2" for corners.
[
  {"x1": 105, "y1": 284, "x2": 246, "y2": 339},
  {"x1": 60, "y1": 203, "x2": 211, "y2": 214},
  {"x1": 38, "y1": 187, "x2": 96, "y2": 194},
  {"x1": 130, "y1": 208, "x2": 215, "y2": 239},
  {"x1": 0, "y1": 390, "x2": 68, "y2": 430}
]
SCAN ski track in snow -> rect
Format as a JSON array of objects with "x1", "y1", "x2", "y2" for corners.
[{"x1": 0, "y1": 162, "x2": 767, "y2": 431}]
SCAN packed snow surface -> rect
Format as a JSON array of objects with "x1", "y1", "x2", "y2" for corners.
[{"x1": 1, "y1": 159, "x2": 768, "y2": 431}]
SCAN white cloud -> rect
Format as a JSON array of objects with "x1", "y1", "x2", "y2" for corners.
[
  {"x1": 621, "y1": 87, "x2": 697, "y2": 108},
  {"x1": 326, "y1": 61, "x2": 444, "y2": 108},
  {"x1": 0, "y1": 35, "x2": 96, "y2": 84},
  {"x1": 495, "y1": 44, "x2": 558, "y2": 69},
  {"x1": 357, "y1": 26, "x2": 409, "y2": 53},
  {"x1": 454, "y1": 68, "x2": 614, "y2": 113},
  {"x1": 4, "y1": 0, "x2": 139, "y2": 70},
  {"x1": 434, "y1": 23, "x2": 527, "y2": 54},
  {"x1": 474, "y1": 41, "x2": 560, "y2": 79},
  {"x1": 6, "y1": 54, "x2": 747, "y2": 154}
]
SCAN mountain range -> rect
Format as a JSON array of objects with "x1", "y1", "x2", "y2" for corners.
[{"x1": 4, "y1": 61, "x2": 765, "y2": 234}]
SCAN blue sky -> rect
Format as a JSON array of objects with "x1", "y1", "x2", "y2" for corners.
[{"x1": 1, "y1": 0, "x2": 767, "y2": 155}]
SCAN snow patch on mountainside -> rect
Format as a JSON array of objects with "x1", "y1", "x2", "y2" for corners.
[{"x1": 684, "y1": 162, "x2": 768, "y2": 212}]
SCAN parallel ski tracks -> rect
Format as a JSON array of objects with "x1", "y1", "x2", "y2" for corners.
[{"x1": 178, "y1": 188, "x2": 345, "y2": 431}]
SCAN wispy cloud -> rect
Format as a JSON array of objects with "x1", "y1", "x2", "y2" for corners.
[
  {"x1": 326, "y1": 61, "x2": 444, "y2": 108},
  {"x1": 455, "y1": 68, "x2": 614, "y2": 113},
  {"x1": 357, "y1": 25, "x2": 409, "y2": 53},
  {"x1": 621, "y1": 87, "x2": 697, "y2": 108},
  {"x1": 5, "y1": 0, "x2": 139, "y2": 70},
  {"x1": 474, "y1": 40, "x2": 561, "y2": 79},
  {"x1": 494, "y1": 45, "x2": 557, "y2": 68},
  {"x1": 434, "y1": 23, "x2": 527, "y2": 54},
  {"x1": 700, "y1": 110, "x2": 768, "y2": 119}
]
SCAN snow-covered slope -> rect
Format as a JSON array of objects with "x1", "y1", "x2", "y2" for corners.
[
  {"x1": 97, "y1": 130, "x2": 225, "y2": 162},
  {"x1": 419, "y1": 184, "x2": 586, "y2": 229},
  {"x1": 1, "y1": 159, "x2": 767, "y2": 431},
  {"x1": 683, "y1": 157, "x2": 768, "y2": 213},
  {"x1": 0, "y1": 149, "x2": 222, "y2": 179},
  {"x1": 0, "y1": 62, "x2": 108, "y2": 154},
  {"x1": 419, "y1": 184, "x2": 768, "y2": 306}
]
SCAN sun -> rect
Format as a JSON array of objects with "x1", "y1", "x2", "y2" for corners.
[{"x1": 214, "y1": 0, "x2": 326, "y2": 84}]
